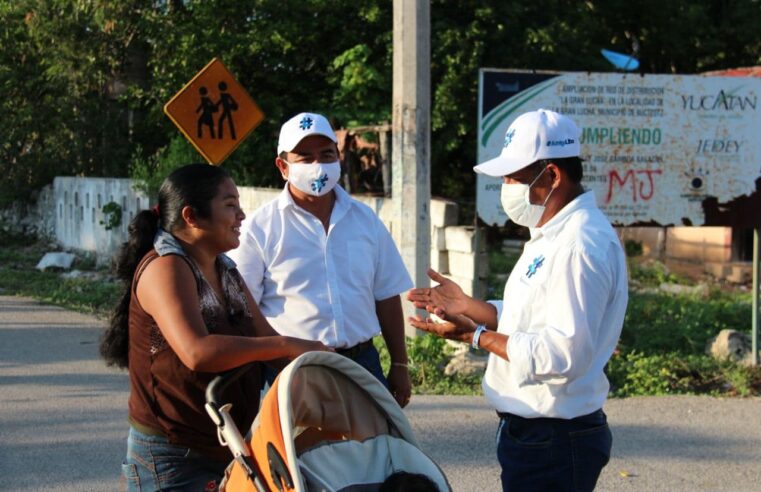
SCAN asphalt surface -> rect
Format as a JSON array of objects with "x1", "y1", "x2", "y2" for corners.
[{"x1": 1, "y1": 295, "x2": 760, "y2": 491}]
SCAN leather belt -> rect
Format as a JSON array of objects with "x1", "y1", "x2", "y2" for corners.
[
  {"x1": 496, "y1": 408, "x2": 603, "y2": 422},
  {"x1": 335, "y1": 339, "x2": 374, "y2": 360}
]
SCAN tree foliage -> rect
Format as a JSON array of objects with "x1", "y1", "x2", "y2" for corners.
[{"x1": 2, "y1": 0, "x2": 760, "y2": 205}]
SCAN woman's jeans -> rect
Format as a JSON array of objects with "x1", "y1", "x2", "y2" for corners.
[
  {"x1": 122, "y1": 427, "x2": 228, "y2": 491},
  {"x1": 496, "y1": 409, "x2": 612, "y2": 492}
]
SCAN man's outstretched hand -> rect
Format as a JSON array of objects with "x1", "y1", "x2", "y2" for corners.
[
  {"x1": 408, "y1": 312, "x2": 476, "y2": 344},
  {"x1": 406, "y1": 268, "x2": 470, "y2": 318}
]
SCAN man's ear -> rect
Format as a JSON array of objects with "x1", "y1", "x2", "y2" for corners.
[
  {"x1": 180, "y1": 205, "x2": 198, "y2": 228},
  {"x1": 275, "y1": 157, "x2": 288, "y2": 181},
  {"x1": 546, "y1": 163, "x2": 562, "y2": 189}
]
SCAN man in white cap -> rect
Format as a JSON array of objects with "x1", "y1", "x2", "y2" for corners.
[
  {"x1": 407, "y1": 109, "x2": 628, "y2": 490},
  {"x1": 229, "y1": 112, "x2": 413, "y2": 407}
]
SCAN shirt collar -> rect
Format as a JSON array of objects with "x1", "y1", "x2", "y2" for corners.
[
  {"x1": 153, "y1": 228, "x2": 236, "y2": 270},
  {"x1": 533, "y1": 190, "x2": 596, "y2": 242},
  {"x1": 276, "y1": 183, "x2": 352, "y2": 224}
]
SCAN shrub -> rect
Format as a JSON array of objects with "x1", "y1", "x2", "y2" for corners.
[
  {"x1": 621, "y1": 291, "x2": 751, "y2": 354},
  {"x1": 628, "y1": 260, "x2": 688, "y2": 287},
  {"x1": 376, "y1": 334, "x2": 482, "y2": 395},
  {"x1": 607, "y1": 351, "x2": 761, "y2": 397}
]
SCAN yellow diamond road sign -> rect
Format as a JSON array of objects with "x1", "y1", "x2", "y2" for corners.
[{"x1": 164, "y1": 58, "x2": 264, "y2": 165}]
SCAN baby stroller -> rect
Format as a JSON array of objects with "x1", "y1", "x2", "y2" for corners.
[{"x1": 205, "y1": 351, "x2": 451, "y2": 491}]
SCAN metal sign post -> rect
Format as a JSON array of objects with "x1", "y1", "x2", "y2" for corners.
[{"x1": 753, "y1": 227, "x2": 759, "y2": 366}]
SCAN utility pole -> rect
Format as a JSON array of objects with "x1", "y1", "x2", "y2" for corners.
[{"x1": 392, "y1": 0, "x2": 431, "y2": 335}]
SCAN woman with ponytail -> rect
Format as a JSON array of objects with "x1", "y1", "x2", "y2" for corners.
[{"x1": 101, "y1": 164, "x2": 330, "y2": 491}]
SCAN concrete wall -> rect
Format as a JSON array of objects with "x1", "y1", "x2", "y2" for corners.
[
  {"x1": 8, "y1": 176, "x2": 750, "y2": 284},
  {"x1": 53, "y1": 177, "x2": 151, "y2": 264},
  {"x1": 25, "y1": 177, "x2": 485, "y2": 293},
  {"x1": 666, "y1": 227, "x2": 732, "y2": 263},
  {"x1": 0, "y1": 184, "x2": 56, "y2": 239},
  {"x1": 616, "y1": 225, "x2": 733, "y2": 263},
  {"x1": 616, "y1": 225, "x2": 749, "y2": 282}
]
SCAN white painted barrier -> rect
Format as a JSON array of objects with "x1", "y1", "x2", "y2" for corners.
[{"x1": 25, "y1": 177, "x2": 487, "y2": 294}]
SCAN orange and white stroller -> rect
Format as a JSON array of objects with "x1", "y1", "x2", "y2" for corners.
[{"x1": 205, "y1": 351, "x2": 451, "y2": 492}]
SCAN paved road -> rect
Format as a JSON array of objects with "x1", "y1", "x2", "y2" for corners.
[{"x1": 1, "y1": 295, "x2": 760, "y2": 491}]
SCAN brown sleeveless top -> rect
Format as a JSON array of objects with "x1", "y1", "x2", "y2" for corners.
[{"x1": 127, "y1": 230, "x2": 262, "y2": 461}]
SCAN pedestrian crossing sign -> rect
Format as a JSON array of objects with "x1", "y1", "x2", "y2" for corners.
[{"x1": 164, "y1": 58, "x2": 265, "y2": 165}]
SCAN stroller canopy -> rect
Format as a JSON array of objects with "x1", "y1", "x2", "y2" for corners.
[{"x1": 243, "y1": 352, "x2": 450, "y2": 492}]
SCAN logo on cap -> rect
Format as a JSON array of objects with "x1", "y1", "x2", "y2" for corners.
[
  {"x1": 547, "y1": 138, "x2": 575, "y2": 147},
  {"x1": 299, "y1": 116, "x2": 314, "y2": 130},
  {"x1": 503, "y1": 129, "x2": 516, "y2": 148}
]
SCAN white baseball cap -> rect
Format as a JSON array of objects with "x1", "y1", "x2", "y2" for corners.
[
  {"x1": 474, "y1": 109, "x2": 581, "y2": 177},
  {"x1": 277, "y1": 112, "x2": 337, "y2": 154}
]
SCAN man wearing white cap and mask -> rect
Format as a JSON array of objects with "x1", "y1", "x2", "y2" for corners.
[
  {"x1": 229, "y1": 112, "x2": 413, "y2": 407},
  {"x1": 407, "y1": 109, "x2": 628, "y2": 490}
]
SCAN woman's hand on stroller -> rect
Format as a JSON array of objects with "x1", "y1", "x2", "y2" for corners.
[{"x1": 285, "y1": 337, "x2": 335, "y2": 359}]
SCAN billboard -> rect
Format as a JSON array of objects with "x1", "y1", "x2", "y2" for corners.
[{"x1": 477, "y1": 69, "x2": 761, "y2": 227}]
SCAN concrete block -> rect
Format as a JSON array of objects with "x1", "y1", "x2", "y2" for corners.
[
  {"x1": 431, "y1": 225, "x2": 447, "y2": 251},
  {"x1": 727, "y1": 264, "x2": 752, "y2": 284},
  {"x1": 706, "y1": 329, "x2": 753, "y2": 366},
  {"x1": 429, "y1": 249, "x2": 449, "y2": 274},
  {"x1": 430, "y1": 198, "x2": 459, "y2": 227},
  {"x1": 36, "y1": 252, "x2": 76, "y2": 271},
  {"x1": 448, "y1": 251, "x2": 489, "y2": 280},
  {"x1": 445, "y1": 226, "x2": 477, "y2": 253},
  {"x1": 704, "y1": 262, "x2": 731, "y2": 279}
]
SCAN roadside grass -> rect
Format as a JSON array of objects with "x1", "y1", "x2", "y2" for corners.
[
  {"x1": 0, "y1": 232, "x2": 120, "y2": 318},
  {"x1": 3, "y1": 230, "x2": 759, "y2": 397}
]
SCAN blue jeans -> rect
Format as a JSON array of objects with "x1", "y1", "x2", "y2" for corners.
[
  {"x1": 122, "y1": 427, "x2": 228, "y2": 491},
  {"x1": 264, "y1": 343, "x2": 389, "y2": 388},
  {"x1": 496, "y1": 409, "x2": 612, "y2": 492}
]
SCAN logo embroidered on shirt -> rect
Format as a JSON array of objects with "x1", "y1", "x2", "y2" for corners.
[
  {"x1": 299, "y1": 116, "x2": 314, "y2": 130},
  {"x1": 311, "y1": 173, "x2": 329, "y2": 193},
  {"x1": 526, "y1": 255, "x2": 545, "y2": 278}
]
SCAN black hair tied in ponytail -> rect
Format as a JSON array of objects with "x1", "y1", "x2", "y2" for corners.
[{"x1": 99, "y1": 209, "x2": 159, "y2": 368}]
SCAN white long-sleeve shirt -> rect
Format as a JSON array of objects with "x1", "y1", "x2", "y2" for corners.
[
  {"x1": 483, "y1": 191, "x2": 628, "y2": 419},
  {"x1": 228, "y1": 185, "x2": 412, "y2": 349}
]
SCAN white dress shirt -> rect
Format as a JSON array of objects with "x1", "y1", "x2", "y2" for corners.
[
  {"x1": 228, "y1": 185, "x2": 413, "y2": 349},
  {"x1": 483, "y1": 191, "x2": 628, "y2": 419}
]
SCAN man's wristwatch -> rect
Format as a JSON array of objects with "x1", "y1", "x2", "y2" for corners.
[{"x1": 471, "y1": 325, "x2": 488, "y2": 349}]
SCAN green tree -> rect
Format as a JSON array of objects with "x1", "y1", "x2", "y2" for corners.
[
  {"x1": 0, "y1": 0, "x2": 148, "y2": 205},
  {"x1": 3, "y1": 1, "x2": 761, "y2": 206}
]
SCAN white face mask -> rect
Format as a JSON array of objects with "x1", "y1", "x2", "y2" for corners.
[
  {"x1": 500, "y1": 167, "x2": 555, "y2": 228},
  {"x1": 283, "y1": 161, "x2": 341, "y2": 197}
]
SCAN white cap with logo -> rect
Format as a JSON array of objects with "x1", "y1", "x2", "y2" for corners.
[
  {"x1": 277, "y1": 112, "x2": 338, "y2": 154},
  {"x1": 474, "y1": 109, "x2": 581, "y2": 177}
]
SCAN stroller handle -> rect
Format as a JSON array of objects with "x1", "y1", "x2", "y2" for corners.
[
  {"x1": 205, "y1": 363, "x2": 255, "y2": 407},
  {"x1": 205, "y1": 363, "x2": 268, "y2": 491}
]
